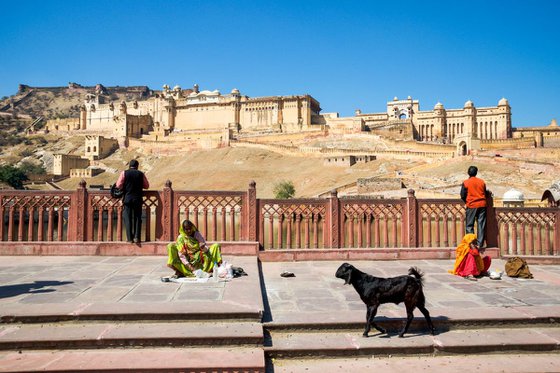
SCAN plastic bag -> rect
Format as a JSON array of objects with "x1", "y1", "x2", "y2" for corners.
[
  {"x1": 194, "y1": 269, "x2": 210, "y2": 279},
  {"x1": 217, "y1": 261, "x2": 233, "y2": 280}
]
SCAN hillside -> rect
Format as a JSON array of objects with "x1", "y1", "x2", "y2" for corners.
[
  {"x1": 0, "y1": 83, "x2": 151, "y2": 120},
  {"x1": 51, "y1": 144, "x2": 560, "y2": 200}
]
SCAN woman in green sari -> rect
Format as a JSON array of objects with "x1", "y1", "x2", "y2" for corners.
[{"x1": 166, "y1": 219, "x2": 222, "y2": 278}]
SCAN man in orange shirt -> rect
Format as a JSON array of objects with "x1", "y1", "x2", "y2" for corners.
[{"x1": 460, "y1": 166, "x2": 488, "y2": 248}]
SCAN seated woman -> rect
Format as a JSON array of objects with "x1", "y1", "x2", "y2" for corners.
[
  {"x1": 449, "y1": 233, "x2": 491, "y2": 281},
  {"x1": 167, "y1": 219, "x2": 222, "y2": 278}
]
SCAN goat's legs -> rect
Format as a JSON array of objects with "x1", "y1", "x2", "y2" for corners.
[
  {"x1": 364, "y1": 305, "x2": 385, "y2": 337},
  {"x1": 399, "y1": 304, "x2": 415, "y2": 338},
  {"x1": 417, "y1": 304, "x2": 435, "y2": 335}
]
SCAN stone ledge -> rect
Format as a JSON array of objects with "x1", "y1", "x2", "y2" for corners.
[
  {"x1": 258, "y1": 247, "x2": 500, "y2": 262},
  {"x1": 0, "y1": 241, "x2": 259, "y2": 256}
]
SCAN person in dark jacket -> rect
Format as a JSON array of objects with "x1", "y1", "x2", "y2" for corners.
[
  {"x1": 116, "y1": 159, "x2": 150, "y2": 243},
  {"x1": 460, "y1": 165, "x2": 488, "y2": 248}
]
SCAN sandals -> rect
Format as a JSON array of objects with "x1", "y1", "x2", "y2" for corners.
[
  {"x1": 280, "y1": 271, "x2": 295, "y2": 278},
  {"x1": 464, "y1": 275, "x2": 478, "y2": 281}
]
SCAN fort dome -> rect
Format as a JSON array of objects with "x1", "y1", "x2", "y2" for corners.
[
  {"x1": 231, "y1": 88, "x2": 240, "y2": 95},
  {"x1": 434, "y1": 102, "x2": 444, "y2": 110},
  {"x1": 549, "y1": 118, "x2": 558, "y2": 127},
  {"x1": 503, "y1": 189, "x2": 524, "y2": 202},
  {"x1": 464, "y1": 100, "x2": 474, "y2": 108},
  {"x1": 498, "y1": 97, "x2": 509, "y2": 106}
]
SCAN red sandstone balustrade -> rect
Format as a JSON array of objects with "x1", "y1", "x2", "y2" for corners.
[
  {"x1": 1, "y1": 182, "x2": 559, "y2": 257},
  {"x1": 341, "y1": 197, "x2": 407, "y2": 248},
  {"x1": 173, "y1": 189, "x2": 245, "y2": 242},
  {"x1": 0, "y1": 190, "x2": 72, "y2": 242},
  {"x1": 258, "y1": 199, "x2": 328, "y2": 249},
  {"x1": 495, "y1": 207, "x2": 559, "y2": 256},
  {"x1": 418, "y1": 199, "x2": 466, "y2": 248}
]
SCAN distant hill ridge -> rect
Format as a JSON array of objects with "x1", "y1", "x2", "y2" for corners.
[{"x1": 0, "y1": 83, "x2": 153, "y2": 120}]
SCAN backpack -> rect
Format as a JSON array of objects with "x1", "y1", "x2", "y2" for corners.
[
  {"x1": 505, "y1": 257, "x2": 533, "y2": 279},
  {"x1": 110, "y1": 183, "x2": 124, "y2": 199}
]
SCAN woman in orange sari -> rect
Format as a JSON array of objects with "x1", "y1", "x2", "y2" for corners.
[{"x1": 449, "y1": 233, "x2": 491, "y2": 280}]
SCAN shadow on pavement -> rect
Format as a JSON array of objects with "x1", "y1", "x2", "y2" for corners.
[{"x1": 0, "y1": 281, "x2": 74, "y2": 298}]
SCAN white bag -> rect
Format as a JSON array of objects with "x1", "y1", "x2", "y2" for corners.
[
  {"x1": 218, "y1": 261, "x2": 233, "y2": 280},
  {"x1": 194, "y1": 269, "x2": 210, "y2": 279}
]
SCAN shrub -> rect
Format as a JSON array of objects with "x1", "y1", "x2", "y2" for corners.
[
  {"x1": 0, "y1": 164, "x2": 28, "y2": 189},
  {"x1": 20, "y1": 149, "x2": 34, "y2": 157},
  {"x1": 19, "y1": 161, "x2": 46, "y2": 176},
  {"x1": 273, "y1": 180, "x2": 296, "y2": 199}
]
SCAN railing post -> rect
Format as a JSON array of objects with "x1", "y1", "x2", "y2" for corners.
[
  {"x1": 486, "y1": 194, "x2": 499, "y2": 249},
  {"x1": 245, "y1": 181, "x2": 257, "y2": 242},
  {"x1": 161, "y1": 180, "x2": 174, "y2": 241},
  {"x1": 554, "y1": 210, "x2": 560, "y2": 256},
  {"x1": 406, "y1": 189, "x2": 418, "y2": 247},
  {"x1": 328, "y1": 189, "x2": 340, "y2": 248},
  {"x1": 70, "y1": 180, "x2": 87, "y2": 241}
]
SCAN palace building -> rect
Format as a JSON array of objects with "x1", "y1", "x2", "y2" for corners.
[
  {"x1": 78, "y1": 84, "x2": 322, "y2": 138},
  {"x1": 43, "y1": 83, "x2": 560, "y2": 158},
  {"x1": 355, "y1": 96, "x2": 512, "y2": 143}
]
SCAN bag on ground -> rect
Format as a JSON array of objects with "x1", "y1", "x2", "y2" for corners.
[{"x1": 505, "y1": 257, "x2": 533, "y2": 279}]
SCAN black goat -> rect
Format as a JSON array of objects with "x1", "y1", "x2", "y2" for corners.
[{"x1": 335, "y1": 262, "x2": 435, "y2": 338}]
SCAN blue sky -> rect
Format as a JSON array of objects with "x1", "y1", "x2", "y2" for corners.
[{"x1": 1, "y1": 0, "x2": 558, "y2": 126}]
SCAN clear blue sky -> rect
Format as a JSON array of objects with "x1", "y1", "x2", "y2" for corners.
[{"x1": 1, "y1": 0, "x2": 559, "y2": 126}]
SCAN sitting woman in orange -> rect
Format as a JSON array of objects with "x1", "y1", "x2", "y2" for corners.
[{"x1": 449, "y1": 233, "x2": 491, "y2": 280}]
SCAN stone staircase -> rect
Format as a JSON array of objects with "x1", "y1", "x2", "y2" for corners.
[
  {"x1": 0, "y1": 308, "x2": 265, "y2": 372},
  {"x1": 1, "y1": 310, "x2": 559, "y2": 372},
  {"x1": 263, "y1": 316, "x2": 560, "y2": 371}
]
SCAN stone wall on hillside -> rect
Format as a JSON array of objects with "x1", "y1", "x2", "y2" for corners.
[
  {"x1": 357, "y1": 177, "x2": 404, "y2": 193},
  {"x1": 481, "y1": 137, "x2": 535, "y2": 150}
]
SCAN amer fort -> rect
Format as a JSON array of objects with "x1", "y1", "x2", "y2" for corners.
[{"x1": 22, "y1": 82, "x2": 557, "y2": 189}]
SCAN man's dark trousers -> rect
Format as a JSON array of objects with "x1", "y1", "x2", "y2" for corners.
[
  {"x1": 465, "y1": 207, "x2": 486, "y2": 247},
  {"x1": 123, "y1": 200, "x2": 142, "y2": 242}
]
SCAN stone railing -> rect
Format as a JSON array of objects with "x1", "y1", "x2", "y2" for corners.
[{"x1": 1, "y1": 182, "x2": 559, "y2": 257}]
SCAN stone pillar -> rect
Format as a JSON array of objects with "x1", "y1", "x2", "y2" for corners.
[
  {"x1": 405, "y1": 189, "x2": 418, "y2": 247},
  {"x1": 161, "y1": 180, "x2": 174, "y2": 241},
  {"x1": 244, "y1": 181, "x2": 257, "y2": 243},
  {"x1": 167, "y1": 98, "x2": 176, "y2": 131},
  {"x1": 554, "y1": 210, "x2": 560, "y2": 256},
  {"x1": 69, "y1": 180, "x2": 88, "y2": 241},
  {"x1": 80, "y1": 105, "x2": 87, "y2": 130},
  {"x1": 327, "y1": 190, "x2": 340, "y2": 248},
  {"x1": 485, "y1": 194, "x2": 499, "y2": 249}
]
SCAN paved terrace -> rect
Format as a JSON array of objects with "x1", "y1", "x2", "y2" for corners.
[
  {"x1": 1, "y1": 255, "x2": 560, "y2": 371},
  {"x1": 1, "y1": 256, "x2": 559, "y2": 317}
]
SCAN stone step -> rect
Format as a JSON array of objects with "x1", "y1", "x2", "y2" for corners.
[
  {"x1": 270, "y1": 353, "x2": 560, "y2": 373},
  {"x1": 0, "y1": 302, "x2": 263, "y2": 324},
  {"x1": 264, "y1": 306, "x2": 560, "y2": 333},
  {"x1": 265, "y1": 327, "x2": 560, "y2": 359},
  {"x1": 0, "y1": 321, "x2": 263, "y2": 350},
  {"x1": 0, "y1": 347, "x2": 265, "y2": 373}
]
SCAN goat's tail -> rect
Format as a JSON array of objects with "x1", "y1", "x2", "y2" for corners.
[{"x1": 408, "y1": 267, "x2": 425, "y2": 286}]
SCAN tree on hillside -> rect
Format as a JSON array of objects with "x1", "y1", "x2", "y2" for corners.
[
  {"x1": 18, "y1": 161, "x2": 46, "y2": 176},
  {"x1": 0, "y1": 165, "x2": 28, "y2": 189},
  {"x1": 273, "y1": 180, "x2": 296, "y2": 199}
]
